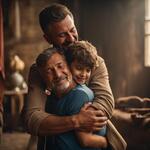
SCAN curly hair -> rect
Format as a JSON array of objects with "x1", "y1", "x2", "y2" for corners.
[{"x1": 65, "y1": 41, "x2": 99, "y2": 70}]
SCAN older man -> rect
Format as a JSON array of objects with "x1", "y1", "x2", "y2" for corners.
[{"x1": 23, "y1": 3, "x2": 114, "y2": 136}]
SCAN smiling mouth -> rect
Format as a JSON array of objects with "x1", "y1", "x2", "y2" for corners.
[
  {"x1": 75, "y1": 77, "x2": 86, "y2": 83},
  {"x1": 55, "y1": 77, "x2": 67, "y2": 85}
]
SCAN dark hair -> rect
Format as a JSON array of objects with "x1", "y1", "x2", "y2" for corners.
[
  {"x1": 36, "y1": 47, "x2": 63, "y2": 68},
  {"x1": 65, "y1": 41, "x2": 99, "y2": 70},
  {"x1": 39, "y1": 3, "x2": 73, "y2": 33}
]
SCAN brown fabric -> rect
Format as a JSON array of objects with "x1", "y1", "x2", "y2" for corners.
[
  {"x1": 89, "y1": 56, "x2": 114, "y2": 118},
  {"x1": 22, "y1": 64, "x2": 49, "y2": 135},
  {"x1": 107, "y1": 120, "x2": 127, "y2": 150}
]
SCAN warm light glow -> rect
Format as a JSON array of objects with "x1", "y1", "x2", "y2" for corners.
[
  {"x1": 145, "y1": 36, "x2": 150, "y2": 66},
  {"x1": 145, "y1": 0, "x2": 150, "y2": 66}
]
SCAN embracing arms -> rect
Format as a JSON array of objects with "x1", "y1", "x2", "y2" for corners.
[
  {"x1": 38, "y1": 103, "x2": 107, "y2": 136},
  {"x1": 66, "y1": 89, "x2": 108, "y2": 149},
  {"x1": 23, "y1": 56, "x2": 114, "y2": 135},
  {"x1": 22, "y1": 64, "x2": 107, "y2": 135},
  {"x1": 76, "y1": 131, "x2": 107, "y2": 148}
]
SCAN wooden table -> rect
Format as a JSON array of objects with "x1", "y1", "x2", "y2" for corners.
[
  {"x1": 4, "y1": 89, "x2": 28, "y2": 115},
  {"x1": 4, "y1": 89, "x2": 28, "y2": 131}
]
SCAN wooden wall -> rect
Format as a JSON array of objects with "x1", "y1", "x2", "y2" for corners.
[
  {"x1": 65, "y1": 0, "x2": 150, "y2": 98},
  {"x1": 3, "y1": 0, "x2": 150, "y2": 98}
]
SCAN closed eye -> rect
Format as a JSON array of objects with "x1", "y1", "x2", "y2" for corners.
[
  {"x1": 46, "y1": 68, "x2": 52, "y2": 74},
  {"x1": 57, "y1": 62, "x2": 65, "y2": 69},
  {"x1": 58, "y1": 32, "x2": 67, "y2": 38},
  {"x1": 70, "y1": 27, "x2": 76, "y2": 33}
]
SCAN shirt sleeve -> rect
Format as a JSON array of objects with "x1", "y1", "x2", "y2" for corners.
[
  {"x1": 22, "y1": 64, "x2": 50, "y2": 135},
  {"x1": 66, "y1": 89, "x2": 90, "y2": 115},
  {"x1": 88, "y1": 56, "x2": 115, "y2": 119}
]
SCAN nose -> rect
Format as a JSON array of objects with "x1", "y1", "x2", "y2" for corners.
[
  {"x1": 54, "y1": 69, "x2": 61, "y2": 79},
  {"x1": 80, "y1": 70, "x2": 86, "y2": 78},
  {"x1": 66, "y1": 32, "x2": 75, "y2": 43}
]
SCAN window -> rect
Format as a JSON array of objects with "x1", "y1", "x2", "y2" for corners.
[{"x1": 145, "y1": 0, "x2": 150, "y2": 66}]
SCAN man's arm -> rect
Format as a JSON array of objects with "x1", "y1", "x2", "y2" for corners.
[
  {"x1": 75, "y1": 105, "x2": 107, "y2": 149},
  {"x1": 64, "y1": 89, "x2": 108, "y2": 149},
  {"x1": 76, "y1": 131, "x2": 107, "y2": 149},
  {"x1": 89, "y1": 56, "x2": 114, "y2": 118},
  {"x1": 22, "y1": 64, "x2": 48, "y2": 135},
  {"x1": 38, "y1": 103, "x2": 107, "y2": 135},
  {"x1": 23, "y1": 64, "x2": 107, "y2": 135}
]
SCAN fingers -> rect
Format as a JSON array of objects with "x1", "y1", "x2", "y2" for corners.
[
  {"x1": 92, "y1": 127, "x2": 106, "y2": 132},
  {"x1": 96, "y1": 116, "x2": 108, "y2": 122},
  {"x1": 94, "y1": 119, "x2": 107, "y2": 127},
  {"x1": 93, "y1": 116, "x2": 107, "y2": 128},
  {"x1": 89, "y1": 119, "x2": 107, "y2": 132},
  {"x1": 81, "y1": 102, "x2": 92, "y2": 110},
  {"x1": 93, "y1": 110, "x2": 107, "y2": 117},
  {"x1": 79, "y1": 120, "x2": 107, "y2": 132},
  {"x1": 78, "y1": 104, "x2": 108, "y2": 132},
  {"x1": 90, "y1": 115, "x2": 107, "y2": 132}
]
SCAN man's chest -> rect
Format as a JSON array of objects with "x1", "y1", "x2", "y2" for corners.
[{"x1": 45, "y1": 95, "x2": 70, "y2": 115}]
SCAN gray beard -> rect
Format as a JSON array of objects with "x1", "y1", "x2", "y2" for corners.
[
  {"x1": 52, "y1": 77, "x2": 72, "y2": 96},
  {"x1": 56, "y1": 81, "x2": 70, "y2": 94}
]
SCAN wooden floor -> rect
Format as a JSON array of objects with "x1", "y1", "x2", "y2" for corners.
[{"x1": 0, "y1": 132, "x2": 37, "y2": 150}]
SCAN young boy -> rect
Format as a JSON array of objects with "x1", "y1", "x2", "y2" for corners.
[
  {"x1": 65, "y1": 40, "x2": 99, "y2": 85},
  {"x1": 64, "y1": 40, "x2": 108, "y2": 148}
]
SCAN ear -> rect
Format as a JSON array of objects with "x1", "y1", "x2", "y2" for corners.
[{"x1": 43, "y1": 34, "x2": 52, "y2": 44}]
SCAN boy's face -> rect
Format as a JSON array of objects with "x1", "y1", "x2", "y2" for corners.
[{"x1": 70, "y1": 60, "x2": 91, "y2": 84}]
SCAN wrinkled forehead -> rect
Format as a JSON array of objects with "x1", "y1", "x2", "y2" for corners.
[
  {"x1": 37, "y1": 52, "x2": 65, "y2": 71},
  {"x1": 46, "y1": 15, "x2": 75, "y2": 34},
  {"x1": 46, "y1": 52, "x2": 66, "y2": 67}
]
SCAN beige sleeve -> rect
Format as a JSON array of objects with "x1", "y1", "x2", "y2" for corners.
[
  {"x1": 22, "y1": 64, "x2": 50, "y2": 135},
  {"x1": 88, "y1": 57, "x2": 115, "y2": 118}
]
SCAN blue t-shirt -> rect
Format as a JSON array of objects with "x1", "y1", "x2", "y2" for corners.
[{"x1": 44, "y1": 84, "x2": 106, "y2": 150}]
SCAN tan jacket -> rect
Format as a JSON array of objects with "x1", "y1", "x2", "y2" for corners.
[
  {"x1": 107, "y1": 120, "x2": 127, "y2": 150},
  {"x1": 89, "y1": 57, "x2": 127, "y2": 150},
  {"x1": 89, "y1": 57, "x2": 114, "y2": 118}
]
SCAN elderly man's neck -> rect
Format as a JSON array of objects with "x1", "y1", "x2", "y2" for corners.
[{"x1": 55, "y1": 81, "x2": 76, "y2": 98}]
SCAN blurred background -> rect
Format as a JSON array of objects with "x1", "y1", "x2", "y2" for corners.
[{"x1": 0, "y1": 0, "x2": 150, "y2": 150}]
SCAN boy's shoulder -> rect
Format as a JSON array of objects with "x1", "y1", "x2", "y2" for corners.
[{"x1": 71, "y1": 84, "x2": 94, "y2": 100}]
